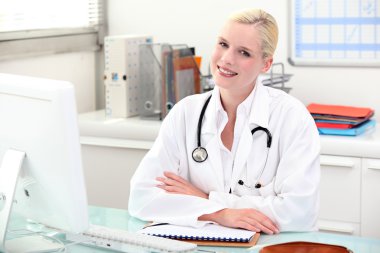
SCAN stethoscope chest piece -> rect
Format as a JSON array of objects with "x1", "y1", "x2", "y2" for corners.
[{"x1": 192, "y1": 147, "x2": 208, "y2": 163}]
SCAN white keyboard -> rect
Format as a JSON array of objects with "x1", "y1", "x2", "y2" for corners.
[{"x1": 66, "y1": 224, "x2": 197, "y2": 253}]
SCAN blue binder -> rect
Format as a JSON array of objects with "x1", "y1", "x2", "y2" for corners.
[{"x1": 318, "y1": 120, "x2": 376, "y2": 136}]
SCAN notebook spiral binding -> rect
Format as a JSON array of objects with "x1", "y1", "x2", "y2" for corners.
[{"x1": 149, "y1": 233, "x2": 250, "y2": 242}]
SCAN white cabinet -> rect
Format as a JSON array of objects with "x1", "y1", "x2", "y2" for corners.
[
  {"x1": 318, "y1": 128, "x2": 380, "y2": 238},
  {"x1": 361, "y1": 158, "x2": 380, "y2": 238},
  {"x1": 318, "y1": 155, "x2": 361, "y2": 235},
  {"x1": 78, "y1": 111, "x2": 159, "y2": 209},
  {"x1": 318, "y1": 155, "x2": 380, "y2": 238},
  {"x1": 81, "y1": 142, "x2": 150, "y2": 209}
]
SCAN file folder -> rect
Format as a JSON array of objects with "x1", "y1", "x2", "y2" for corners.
[
  {"x1": 318, "y1": 120, "x2": 376, "y2": 136},
  {"x1": 138, "y1": 43, "x2": 201, "y2": 119},
  {"x1": 307, "y1": 103, "x2": 374, "y2": 118}
]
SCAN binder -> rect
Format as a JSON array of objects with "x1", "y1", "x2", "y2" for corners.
[
  {"x1": 138, "y1": 223, "x2": 260, "y2": 247},
  {"x1": 315, "y1": 122, "x2": 356, "y2": 129},
  {"x1": 172, "y1": 47, "x2": 201, "y2": 102},
  {"x1": 315, "y1": 119, "x2": 367, "y2": 126},
  {"x1": 318, "y1": 120, "x2": 376, "y2": 136},
  {"x1": 307, "y1": 103, "x2": 374, "y2": 118},
  {"x1": 163, "y1": 45, "x2": 200, "y2": 118}
]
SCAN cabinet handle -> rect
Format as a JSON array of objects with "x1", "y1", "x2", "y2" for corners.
[
  {"x1": 320, "y1": 157, "x2": 355, "y2": 168},
  {"x1": 367, "y1": 161, "x2": 380, "y2": 170},
  {"x1": 318, "y1": 223, "x2": 354, "y2": 234}
]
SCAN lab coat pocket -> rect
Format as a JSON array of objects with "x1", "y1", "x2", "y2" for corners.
[
  {"x1": 233, "y1": 183, "x2": 255, "y2": 197},
  {"x1": 258, "y1": 179, "x2": 276, "y2": 197}
]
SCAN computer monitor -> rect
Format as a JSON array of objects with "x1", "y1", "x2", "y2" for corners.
[{"x1": 0, "y1": 73, "x2": 89, "y2": 252}]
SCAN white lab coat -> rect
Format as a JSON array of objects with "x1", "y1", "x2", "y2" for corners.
[{"x1": 129, "y1": 82, "x2": 320, "y2": 232}]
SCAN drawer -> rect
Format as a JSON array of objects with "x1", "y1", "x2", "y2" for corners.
[
  {"x1": 361, "y1": 158, "x2": 380, "y2": 238},
  {"x1": 319, "y1": 155, "x2": 361, "y2": 223},
  {"x1": 317, "y1": 219, "x2": 360, "y2": 236}
]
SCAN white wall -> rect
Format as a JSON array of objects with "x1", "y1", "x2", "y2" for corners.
[
  {"x1": 0, "y1": 52, "x2": 97, "y2": 113},
  {"x1": 108, "y1": 0, "x2": 380, "y2": 121}
]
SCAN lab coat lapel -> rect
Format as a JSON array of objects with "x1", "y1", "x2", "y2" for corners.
[
  {"x1": 230, "y1": 125, "x2": 252, "y2": 191},
  {"x1": 249, "y1": 82, "x2": 269, "y2": 128},
  {"x1": 201, "y1": 90, "x2": 224, "y2": 191},
  {"x1": 230, "y1": 81, "x2": 269, "y2": 191},
  {"x1": 204, "y1": 135, "x2": 224, "y2": 190}
]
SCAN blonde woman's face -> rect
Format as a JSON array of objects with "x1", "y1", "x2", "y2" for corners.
[{"x1": 211, "y1": 21, "x2": 272, "y2": 94}]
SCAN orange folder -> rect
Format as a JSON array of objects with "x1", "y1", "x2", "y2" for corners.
[{"x1": 307, "y1": 103, "x2": 374, "y2": 118}]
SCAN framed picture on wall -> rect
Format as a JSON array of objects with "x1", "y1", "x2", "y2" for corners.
[{"x1": 288, "y1": 0, "x2": 380, "y2": 67}]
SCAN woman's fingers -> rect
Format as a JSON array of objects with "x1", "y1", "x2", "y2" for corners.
[
  {"x1": 207, "y1": 208, "x2": 279, "y2": 235},
  {"x1": 244, "y1": 211, "x2": 279, "y2": 234},
  {"x1": 156, "y1": 176, "x2": 182, "y2": 187},
  {"x1": 157, "y1": 184, "x2": 185, "y2": 193},
  {"x1": 156, "y1": 172, "x2": 208, "y2": 199},
  {"x1": 163, "y1": 171, "x2": 189, "y2": 185},
  {"x1": 235, "y1": 220, "x2": 260, "y2": 233},
  {"x1": 244, "y1": 216, "x2": 275, "y2": 234}
]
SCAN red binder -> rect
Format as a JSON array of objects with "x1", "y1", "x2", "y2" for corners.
[
  {"x1": 315, "y1": 122, "x2": 354, "y2": 129},
  {"x1": 307, "y1": 103, "x2": 374, "y2": 118}
]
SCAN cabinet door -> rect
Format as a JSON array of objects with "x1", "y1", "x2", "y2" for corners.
[
  {"x1": 319, "y1": 155, "x2": 361, "y2": 234},
  {"x1": 361, "y1": 158, "x2": 380, "y2": 238},
  {"x1": 81, "y1": 143, "x2": 150, "y2": 210}
]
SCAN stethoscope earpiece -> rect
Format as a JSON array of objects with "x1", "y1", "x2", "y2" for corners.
[{"x1": 238, "y1": 179, "x2": 262, "y2": 189}]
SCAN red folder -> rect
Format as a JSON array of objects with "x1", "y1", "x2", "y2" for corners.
[
  {"x1": 315, "y1": 122, "x2": 355, "y2": 129},
  {"x1": 307, "y1": 103, "x2": 374, "y2": 118}
]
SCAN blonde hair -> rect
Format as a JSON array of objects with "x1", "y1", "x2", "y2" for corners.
[{"x1": 228, "y1": 9, "x2": 278, "y2": 59}]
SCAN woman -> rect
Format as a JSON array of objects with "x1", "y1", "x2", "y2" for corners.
[{"x1": 129, "y1": 8, "x2": 320, "y2": 235}]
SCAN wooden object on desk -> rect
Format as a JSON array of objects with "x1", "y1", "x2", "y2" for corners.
[{"x1": 183, "y1": 232, "x2": 260, "y2": 247}]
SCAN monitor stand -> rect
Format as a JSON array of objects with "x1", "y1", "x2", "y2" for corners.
[
  {"x1": 0, "y1": 149, "x2": 25, "y2": 252},
  {"x1": 5, "y1": 235, "x2": 63, "y2": 253},
  {"x1": 0, "y1": 149, "x2": 63, "y2": 253}
]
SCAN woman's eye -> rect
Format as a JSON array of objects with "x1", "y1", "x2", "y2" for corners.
[
  {"x1": 240, "y1": 50, "x2": 251, "y2": 57},
  {"x1": 219, "y1": 42, "x2": 228, "y2": 48}
]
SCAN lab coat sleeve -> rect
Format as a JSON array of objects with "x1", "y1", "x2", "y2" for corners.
[
  {"x1": 128, "y1": 103, "x2": 226, "y2": 227},
  {"x1": 208, "y1": 105, "x2": 320, "y2": 232}
]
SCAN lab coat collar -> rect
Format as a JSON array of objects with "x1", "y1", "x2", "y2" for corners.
[
  {"x1": 248, "y1": 80, "x2": 270, "y2": 129},
  {"x1": 212, "y1": 85, "x2": 256, "y2": 116},
  {"x1": 202, "y1": 81, "x2": 270, "y2": 134}
]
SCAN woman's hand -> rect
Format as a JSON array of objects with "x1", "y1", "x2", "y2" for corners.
[
  {"x1": 156, "y1": 171, "x2": 208, "y2": 199},
  {"x1": 199, "y1": 208, "x2": 279, "y2": 235}
]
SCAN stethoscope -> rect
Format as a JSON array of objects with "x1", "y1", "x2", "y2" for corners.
[{"x1": 192, "y1": 95, "x2": 272, "y2": 189}]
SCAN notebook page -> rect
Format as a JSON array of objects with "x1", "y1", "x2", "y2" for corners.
[{"x1": 139, "y1": 223, "x2": 255, "y2": 241}]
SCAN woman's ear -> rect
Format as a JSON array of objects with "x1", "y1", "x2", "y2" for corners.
[{"x1": 261, "y1": 57, "x2": 273, "y2": 73}]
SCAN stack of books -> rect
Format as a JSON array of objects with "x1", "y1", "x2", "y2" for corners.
[{"x1": 307, "y1": 103, "x2": 376, "y2": 136}]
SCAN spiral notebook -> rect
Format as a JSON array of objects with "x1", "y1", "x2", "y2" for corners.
[{"x1": 138, "y1": 223, "x2": 259, "y2": 247}]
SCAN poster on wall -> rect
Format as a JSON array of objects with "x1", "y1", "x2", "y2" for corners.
[{"x1": 288, "y1": 0, "x2": 380, "y2": 67}]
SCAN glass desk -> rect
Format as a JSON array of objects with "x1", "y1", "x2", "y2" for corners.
[{"x1": 7, "y1": 206, "x2": 380, "y2": 253}]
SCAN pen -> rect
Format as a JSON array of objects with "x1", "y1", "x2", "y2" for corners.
[{"x1": 143, "y1": 222, "x2": 169, "y2": 229}]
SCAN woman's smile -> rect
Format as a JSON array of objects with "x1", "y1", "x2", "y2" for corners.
[{"x1": 217, "y1": 65, "x2": 238, "y2": 77}]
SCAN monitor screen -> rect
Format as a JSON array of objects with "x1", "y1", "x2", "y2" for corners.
[{"x1": 0, "y1": 73, "x2": 89, "y2": 251}]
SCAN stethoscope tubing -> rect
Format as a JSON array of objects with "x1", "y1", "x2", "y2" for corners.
[
  {"x1": 192, "y1": 94, "x2": 272, "y2": 189},
  {"x1": 196, "y1": 95, "x2": 212, "y2": 147}
]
